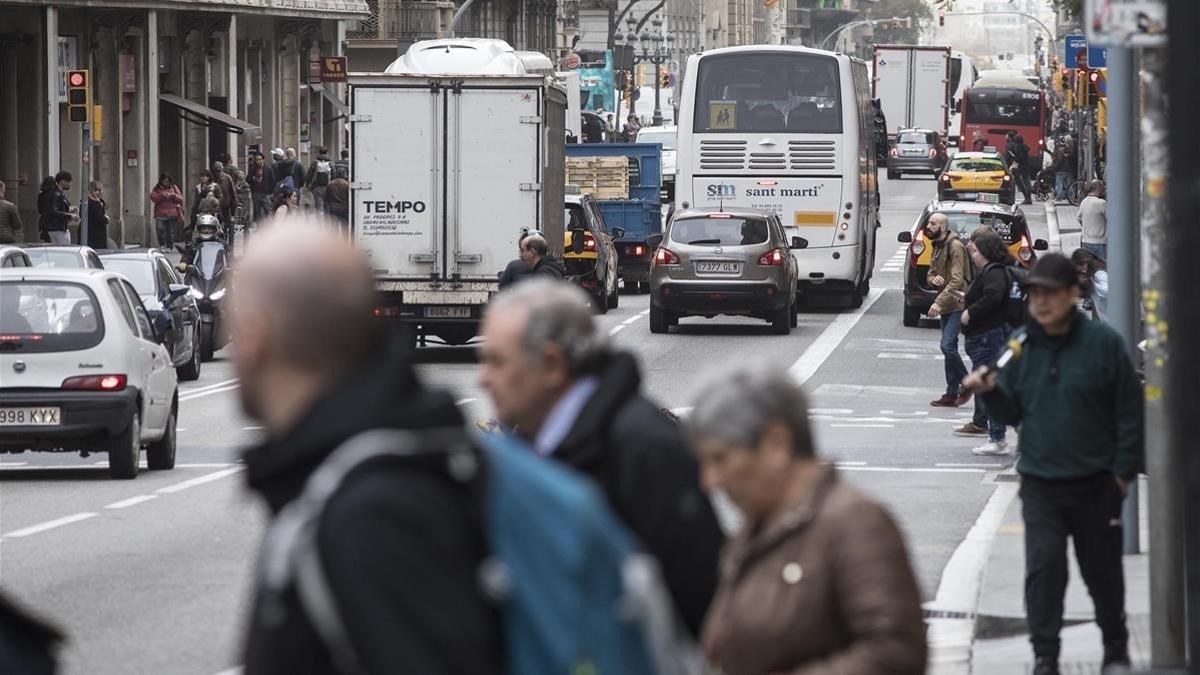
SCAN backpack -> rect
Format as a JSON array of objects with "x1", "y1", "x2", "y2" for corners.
[
  {"x1": 313, "y1": 160, "x2": 332, "y2": 187},
  {"x1": 259, "y1": 428, "x2": 697, "y2": 675},
  {"x1": 1002, "y1": 264, "x2": 1030, "y2": 327}
]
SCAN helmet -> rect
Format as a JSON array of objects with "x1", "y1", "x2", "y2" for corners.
[{"x1": 196, "y1": 214, "x2": 221, "y2": 241}]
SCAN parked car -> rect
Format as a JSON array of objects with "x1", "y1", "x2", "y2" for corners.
[
  {"x1": 0, "y1": 268, "x2": 179, "y2": 478},
  {"x1": 896, "y1": 200, "x2": 1048, "y2": 327},
  {"x1": 648, "y1": 207, "x2": 801, "y2": 335},
  {"x1": 0, "y1": 246, "x2": 32, "y2": 268},
  {"x1": 886, "y1": 128, "x2": 948, "y2": 178},
  {"x1": 23, "y1": 244, "x2": 104, "y2": 269},
  {"x1": 564, "y1": 191, "x2": 622, "y2": 314},
  {"x1": 98, "y1": 249, "x2": 202, "y2": 380}
]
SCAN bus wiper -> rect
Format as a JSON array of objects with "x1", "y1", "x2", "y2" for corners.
[{"x1": 687, "y1": 238, "x2": 723, "y2": 245}]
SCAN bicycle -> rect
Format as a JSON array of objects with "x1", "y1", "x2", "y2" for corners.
[{"x1": 1066, "y1": 180, "x2": 1087, "y2": 206}]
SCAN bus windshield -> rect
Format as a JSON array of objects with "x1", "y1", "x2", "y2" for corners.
[
  {"x1": 693, "y1": 53, "x2": 842, "y2": 133},
  {"x1": 965, "y1": 90, "x2": 1041, "y2": 127}
]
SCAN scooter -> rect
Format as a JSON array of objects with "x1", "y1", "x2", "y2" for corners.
[{"x1": 177, "y1": 214, "x2": 231, "y2": 361}]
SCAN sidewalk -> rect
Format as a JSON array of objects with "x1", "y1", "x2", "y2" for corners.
[
  {"x1": 969, "y1": 476, "x2": 1151, "y2": 674},
  {"x1": 1048, "y1": 202, "x2": 1082, "y2": 253}
]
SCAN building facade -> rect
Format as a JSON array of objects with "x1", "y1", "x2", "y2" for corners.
[{"x1": 0, "y1": 0, "x2": 366, "y2": 246}]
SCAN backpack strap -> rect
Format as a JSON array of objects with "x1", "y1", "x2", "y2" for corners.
[{"x1": 258, "y1": 428, "x2": 474, "y2": 674}]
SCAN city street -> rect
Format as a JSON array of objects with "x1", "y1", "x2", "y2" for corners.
[{"x1": 1, "y1": 173, "x2": 1049, "y2": 674}]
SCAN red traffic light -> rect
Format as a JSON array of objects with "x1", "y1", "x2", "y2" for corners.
[
  {"x1": 1089, "y1": 71, "x2": 1100, "y2": 82},
  {"x1": 68, "y1": 71, "x2": 85, "y2": 87}
]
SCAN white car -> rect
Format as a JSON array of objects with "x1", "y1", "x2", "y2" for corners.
[{"x1": 0, "y1": 268, "x2": 179, "y2": 478}]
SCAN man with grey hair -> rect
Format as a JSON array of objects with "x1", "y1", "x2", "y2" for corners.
[
  {"x1": 0, "y1": 181, "x2": 23, "y2": 244},
  {"x1": 236, "y1": 219, "x2": 500, "y2": 674},
  {"x1": 1077, "y1": 179, "x2": 1107, "y2": 260},
  {"x1": 479, "y1": 279, "x2": 723, "y2": 636},
  {"x1": 521, "y1": 233, "x2": 565, "y2": 279}
]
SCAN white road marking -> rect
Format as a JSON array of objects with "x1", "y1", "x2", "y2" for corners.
[
  {"x1": 839, "y1": 466, "x2": 987, "y2": 474},
  {"x1": 104, "y1": 495, "x2": 157, "y2": 510},
  {"x1": 608, "y1": 324, "x2": 626, "y2": 336},
  {"x1": 456, "y1": 398, "x2": 476, "y2": 405},
  {"x1": 180, "y1": 384, "x2": 241, "y2": 402},
  {"x1": 830, "y1": 423, "x2": 895, "y2": 428},
  {"x1": 242, "y1": 426, "x2": 265, "y2": 431},
  {"x1": 0, "y1": 462, "x2": 27, "y2": 468},
  {"x1": 878, "y1": 352, "x2": 944, "y2": 360},
  {"x1": 789, "y1": 288, "x2": 885, "y2": 385},
  {"x1": 809, "y1": 407, "x2": 854, "y2": 415},
  {"x1": 4, "y1": 512, "x2": 97, "y2": 538},
  {"x1": 213, "y1": 668, "x2": 243, "y2": 675},
  {"x1": 639, "y1": 309, "x2": 650, "y2": 316},
  {"x1": 176, "y1": 463, "x2": 239, "y2": 468},
  {"x1": 833, "y1": 461, "x2": 867, "y2": 466},
  {"x1": 156, "y1": 467, "x2": 244, "y2": 495},
  {"x1": 621, "y1": 315, "x2": 642, "y2": 326},
  {"x1": 668, "y1": 406, "x2": 693, "y2": 416},
  {"x1": 925, "y1": 482, "x2": 1019, "y2": 670},
  {"x1": 177, "y1": 428, "x2": 188, "y2": 432},
  {"x1": 935, "y1": 463, "x2": 1006, "y2": 468},
  {"x1": 179, "y1": 378, "x2": 240, "y2": 395}
]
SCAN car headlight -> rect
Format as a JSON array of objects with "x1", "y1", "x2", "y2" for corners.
[
  {"x1": 188, "y1": 287, "x2": 204, "y2": 300},
  {"x1": 209, "y1": 288, "x2": 227, "y2": 301}
]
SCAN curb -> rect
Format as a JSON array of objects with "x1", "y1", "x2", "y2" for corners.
[{"x1": 1044, "y1": 201, "x2": 1061, "y2": 252}]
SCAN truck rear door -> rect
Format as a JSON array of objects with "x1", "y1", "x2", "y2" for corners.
[
  {"x1": 446, "y1": 86, "x2": 544, "y2": 281},
  {"x1": 351, "y1": 86, "x2": 441, "y2": 279},
  {"x1": 911, "y1": 49, "x2": 950, "y2": 136},
  {"x1": 873, "y1": 48, "x2": 911, "y2": 134}
]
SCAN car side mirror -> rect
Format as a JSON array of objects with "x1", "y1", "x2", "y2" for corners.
[
  {"x1": 645, "y1": 233, "x2": 663, "y2": 248},
  {"x1": 612, "y1": 226, "x2": 626, "y2": 239},
  {"x1": 790, "y1": 236, "x2": 808, "y2": 250},
  {"x1": 897, "y1": 231, "x2": 913, "y2": 243},
  {"x1": 167, "y1": 283, "x2": 190, "y2": 301},
  {"x1": 570, "y1": 229, "x2": 586, "y2": 255},
  {"x1": 1033, "y1": 238, "x2": 1049, "y2": 251}
]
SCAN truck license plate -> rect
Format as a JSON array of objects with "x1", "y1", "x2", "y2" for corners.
[
  {"x1": 423, "y1": 306, "x2": 472, "y2": 319},
  {"x1": 695, "y1": 261, "x2": 742, "y2": 274},
  {"x1": 0, "y1": 407, "x2": 61, "y2": 426}
]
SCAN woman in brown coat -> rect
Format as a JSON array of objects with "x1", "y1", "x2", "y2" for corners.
[{"x1": 688, "y1": 369, "x2": 927, "y2": 675}]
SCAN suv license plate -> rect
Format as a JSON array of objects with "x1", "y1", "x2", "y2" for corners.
[
  {"x1": 423, "y1": 306, "x2": 471, "y2": 319},
  {"x1": 696, "y1": 261, "x2": 742, "y2": 274},
  {"x1": 977, "y1": 192, "x2": 1000, "y2": 203},
  {"x1": 0, "y1": 407, "x2": 61, "y2": 426}
]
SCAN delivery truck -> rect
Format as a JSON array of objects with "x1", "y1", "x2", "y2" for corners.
[
  {"x1": 871, "y1": 45, "x2": 951, "y2": 142},
  {"x1": 348, "y1": 38, "x2": 566, "y2": 346}
]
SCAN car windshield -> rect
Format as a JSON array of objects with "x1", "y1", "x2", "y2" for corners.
[
  {"x1": 25, "y1": 249, "x2": 86, "y2": 268},
  {"x1": 101, "y1": 257, "x2": 155, "y2": 296},
  {"x1": 898, "y1": 132, "x2": 933, "y2": 144},
  {"x1": 928, "y1": 211, "x2": 1022, "y2": 243},
  {"x1": 693, "y1": 53, "x2": 842, "y2": 133},
  {"x1": 637, "y1": 131, "x2": 676, "y2": 149},
  {"x1": 671, "y1": 216, "x2": 769, "y2": 246},
  {"x1": 950, "y1": 156, "x2": 1005, "y2": 172},
  {"x1": 0, "y1": 281, "x2": 104, "y2": 353}
]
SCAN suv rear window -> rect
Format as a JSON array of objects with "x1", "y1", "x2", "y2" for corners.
[
  {"x1": 928, "y1": 211, "x2": 1022, "y2": 244},
  {"x1": 949, "y1": 156, "x2": 1005, "y2": 172},
  {"x1": 671, "y1": 216, "x2": 769, "y2": 246},
  {"x1": 0, "y1": 282, "x2": 104, "y2": 353},
  {"x1": 898, "y1": 132, "x2": 934, "y2": 144}
]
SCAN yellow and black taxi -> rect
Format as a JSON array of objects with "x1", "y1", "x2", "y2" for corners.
[
  {"x1": 564, "y1": 189, "x2": 622, "y2": 314},
  {"x1": 896, "y1": 200, "x2": 1048, "y2": 327},
  {"x1": 936, "y1": 151, "x2": 1015, "y2": 205}
]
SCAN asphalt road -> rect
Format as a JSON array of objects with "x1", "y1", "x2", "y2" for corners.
[{"x1": 0, "y1": 173, "x2": 1051, "y2": 674}]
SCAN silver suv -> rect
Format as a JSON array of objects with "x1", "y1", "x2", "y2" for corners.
[{"x1": 648, "y1": 207, "x2": 803, "y2": 335}]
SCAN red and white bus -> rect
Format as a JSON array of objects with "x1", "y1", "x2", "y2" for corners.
[{"x1": 959, "y1": 72, "x2": 1046, "y2": 155}]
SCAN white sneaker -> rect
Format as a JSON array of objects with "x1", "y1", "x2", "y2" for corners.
[{"x1": 972, "y1": 440, "x2": 1011, "y2": 456}]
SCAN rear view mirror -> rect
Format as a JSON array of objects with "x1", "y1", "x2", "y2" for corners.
[
  {"x1": 612, "y1": 226, "x2": 626, "y2": 239},
  {"x1": 645, "y1": 233, "x2": 663, "y2": 248},
  {"x1": 897, "y1": 231, "x2": 913, "y2": 243},
  {"x1": 570, "y1": 229, "x2": 585, "y2": 255},
  {"x1": 790, "y1": 236, "x2": 808, "y2": 250},
  {"x1": 1033, "y1": 238, "x2": 1049, "y2": 251},
  {"x1": 167, "y1": 284, "x2": 190, "y2": 301}
]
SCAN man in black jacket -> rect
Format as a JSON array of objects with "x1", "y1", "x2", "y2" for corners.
[
  {"x1": 522, "y1": 233, "x2": 566, "y2": 279},
  {"x1": 233, "y1": 220, "x2": 500, "y2": 675},
  {"x1": 478, "y1": 279, "x2": 724, "y2": 636}
]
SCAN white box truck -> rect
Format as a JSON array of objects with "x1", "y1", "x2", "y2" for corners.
[
  {"x1": 348, "y1": 39, "x2": 567, "y2": 346},
  {"x1": 872, "y1": 45, "x2": 951, "y2": 141}
]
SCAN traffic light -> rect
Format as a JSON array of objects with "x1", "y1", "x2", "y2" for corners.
[
  {"x1": 1089, "y1": 69, "x2": 1105, "y2": 101},
  {"x1": 660, "y1": 69, "x2": 670, "y2": 89},
  {"x1": 66, "y1": 70, "x2": 90, "y2": 123},
  {"x1": 938, "y1": 10, "x2": 945, "y2": 26}
]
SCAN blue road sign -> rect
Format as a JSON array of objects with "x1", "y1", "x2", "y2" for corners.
[
  {"x1": 1065, "y1": 33, "x2": 1087, "y2": 70},
  {"x1": 1088, "y1": 45, "x2": 1108, "y2": 69}
]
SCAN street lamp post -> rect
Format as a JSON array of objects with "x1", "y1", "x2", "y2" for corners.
[{"x1": 616, "y1": 14, "x2": 674, "y2": 128}]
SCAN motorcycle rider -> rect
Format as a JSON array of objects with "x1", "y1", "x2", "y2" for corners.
[{"x1": 181, "y1": 213, "x2": 226, "y2": 266}]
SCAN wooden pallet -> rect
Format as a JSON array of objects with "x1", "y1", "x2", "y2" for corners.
[{"x1": 566, "y1": 156, "x2": 629, "y2": 200}]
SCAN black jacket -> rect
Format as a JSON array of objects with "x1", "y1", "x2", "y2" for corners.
[
  {"x1": 498, "y1": 258, "x2": 532, "y2": 288},
  {"x1": 531, "y1": 256, "x2": 566, "y2": 279},
  {"x1": 963, "y1": 262, "x2": 1009, "y2": 337},
  {"x1": 241, "y1": 345, "x2": 500, "y2": 675},
  {"x1": 86, "y1": 197, "x2": 108, "y2": 250},
  {"x1": 549, "y1": 352, "x2": 724, "y2": 637},
  {"x1": 39, "y1": 188, "x2": 72, "y2": 232}
]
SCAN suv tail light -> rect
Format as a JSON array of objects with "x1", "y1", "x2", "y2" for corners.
[
  {"x1": 654, "y1": 247, "x2": 680, "y2": 265},
  {"x1": 1018, "y1": 236, "x2": 1034, "y2": 262},
  {"x1": 62, "y1": 374, "x2": 127, "y2": 391},
  {"x1": 584, "y1": 233, "x2": 597, "y2": 252},
  {"x1": 929, "y1": 148, "x2": 938, "y2": 158},
  {"x1": 940, "y1": 173, "x2": 952, "y2": 182},
  {"x1": 889, "y1": 147, "x2": 899, "y2": 158},
  {"x1": 758, "y1": 248, "x2": 786, "y2": 266},
  {"x1": 1002, "y1": 174, "x2": 1012, "y2": 182},
  {"x1": 910, "y1": 237, "x2": 926, "y2": 263}
]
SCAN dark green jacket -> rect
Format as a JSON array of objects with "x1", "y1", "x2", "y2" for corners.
[{"x1": 982, "y1": 312, "x2": 1142, "y2": 480}]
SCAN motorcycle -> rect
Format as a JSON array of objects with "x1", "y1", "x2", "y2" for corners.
[{"x1": 176, "y1": 215, "x2": 231, "y2": 361}]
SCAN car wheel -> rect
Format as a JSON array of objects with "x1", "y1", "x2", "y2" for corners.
[
  {"x1": 108, "y1": 412, "x2": 140, "y2": 480},
  {"x1": 789, "y1": 299, "x2": 799, "y2": 328},
  {"x1": 903, "y1": 305, "x2": 922, "y2": 327},
  {"x1": 592, "y1": 288, "x2": 609, "y2": 315},
  {"x1": 147, "y1": 404, "x2": 177, "y2": 470},
  {"x1": 649, "y1": 303, "x2": 670, "y2": 334},
  {"x1": 771, "y1": 304, "x2": 791, "y2": 335},
  {"x1": 177, "y1": 345, "x2": 201, "y2": 381},
  {"x1": 849, "y1": 283, "x2": 864, "y2": 309},
  {"x1": 607, "y1": 279, "x2": 619, "y2": 309},
  {"x1": 200, "y1": 322, "x2": 215, "y2": 362}
]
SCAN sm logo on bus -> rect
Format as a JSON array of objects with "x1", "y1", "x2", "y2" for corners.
[
  {"x1": 706, "y1": 184, "x2": 736, "y2": 198},
  {"x1": 363, "y1": 200, "x2": 427, "y2": 213}
]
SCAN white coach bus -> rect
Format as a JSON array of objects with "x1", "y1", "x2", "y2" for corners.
[{"x1": 675, "y1": 45, "x2": 879, "y2": 307}]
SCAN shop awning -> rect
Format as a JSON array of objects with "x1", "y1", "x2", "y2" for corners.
[
  {"x1": 160, "y1": 94, "x2": 260, "y2": 134},
  {"x1": 315, "y1": 84, "x2": 350, "y2": 116}
]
